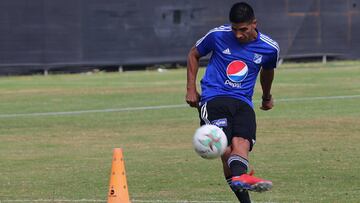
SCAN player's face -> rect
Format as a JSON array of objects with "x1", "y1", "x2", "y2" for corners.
[{"x1": 231, "y1": 20, "x2": 257, "y2": 43}]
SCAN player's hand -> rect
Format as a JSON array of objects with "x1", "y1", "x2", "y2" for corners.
[
  {"x1": 186, "y1": 90, "x2": 200, "y2": 108},
  {"x1": 260, "y1": 95, "x2": 273, "y2": 111}
]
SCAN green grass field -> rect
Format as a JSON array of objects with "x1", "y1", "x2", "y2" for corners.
[{"x1": 0, "y1": 61, "x2": 360, "y2": 203}]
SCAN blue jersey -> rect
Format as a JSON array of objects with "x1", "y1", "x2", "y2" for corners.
[{"x1": 196, "y1": 25, "x2": 280, "y2": 108}]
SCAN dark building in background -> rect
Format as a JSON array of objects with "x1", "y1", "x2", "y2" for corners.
[{"x1": 0, "y1": 0, "x2": 359, "y2": 75}]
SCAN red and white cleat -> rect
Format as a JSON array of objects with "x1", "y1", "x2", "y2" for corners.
[{"x1": 231, "y1": 170, "x2": 272, "y2": 192}]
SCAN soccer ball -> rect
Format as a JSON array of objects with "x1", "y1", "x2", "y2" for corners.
[{"x1": 192, "y1": 124, "x2": 228, "y2": 159}]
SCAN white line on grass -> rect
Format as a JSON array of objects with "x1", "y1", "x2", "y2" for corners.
[
  {"x1": 0, "y1": 94, "x2": 359, "y2": 118},
  {"x1": 0, "y1": 104, "x2": 187, "y2": 118},
  {"x1": 275, "y1": 94, "x2": 360, "y2": 102}
]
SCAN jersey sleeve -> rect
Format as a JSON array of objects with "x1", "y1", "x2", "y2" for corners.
[
  {"x1": 195, "y1": 31, "x2": 216, "y2": 57},
  {"x1": 262, "y1": 48, "x2": 279, "y2": 69}
]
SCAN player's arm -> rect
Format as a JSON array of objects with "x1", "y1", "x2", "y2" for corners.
[
  {"x1": 260, "y1": 68, "x2": 274, "y2": 111},
  {"x1": 186, "y1": 46, "x2": 201, "y2": 108}
]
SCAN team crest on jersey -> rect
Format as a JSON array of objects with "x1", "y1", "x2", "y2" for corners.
[{"x1": 253, "y1": 53, "x2": 263, "y2": 64}]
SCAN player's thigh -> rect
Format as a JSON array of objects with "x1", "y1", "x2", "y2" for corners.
[
  {"x1": 232, "y1": 100, "x2": 257, "y2": 150},
  {"x1": 198, "y1": 97, "x2": 236, "y2": 144}
]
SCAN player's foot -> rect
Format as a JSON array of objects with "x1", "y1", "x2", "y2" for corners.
[{"x1": 231, "y1": 170, "x2": 272, "y2": 192}]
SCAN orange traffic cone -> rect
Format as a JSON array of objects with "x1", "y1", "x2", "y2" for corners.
[{"x1": 107, "y1": 148, "x2": 131, "y2": 203}]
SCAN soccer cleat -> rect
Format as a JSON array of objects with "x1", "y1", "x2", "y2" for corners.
[{"x1": 231, "y1": 170, "x2": 273, "y2": 192}]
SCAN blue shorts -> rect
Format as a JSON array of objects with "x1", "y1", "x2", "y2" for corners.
[{"x1": 198, "y1": 97, "x2": 256, "y2": 151}]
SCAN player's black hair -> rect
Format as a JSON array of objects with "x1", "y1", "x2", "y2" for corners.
[{"x1": 229, "y1": 2, "x2": 255, "y2": 23}]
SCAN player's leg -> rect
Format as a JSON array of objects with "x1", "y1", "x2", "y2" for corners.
[
  {"x1": 222, "y1": 148, "x2": 251, "y2": 203},
  {"x1": 199, "y1": 97, "x2": 251, "y2": 202},
  {"x1": 228, "y1": 137, "x2": 250, "y2": 176},
  {"x1": 228, "y1": 100, "x2": 272, "y2": 192},
  {"x1": 226, "y1": 99, "x2": 253, "y2": 182}
]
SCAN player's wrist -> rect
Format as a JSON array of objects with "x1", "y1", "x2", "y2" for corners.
[
  {"x1": 186, "y1": 84, "x2": 197, "y2": 91},
  {"x1": 262, "y1": 94, "x2": 272, "y2": 102}
]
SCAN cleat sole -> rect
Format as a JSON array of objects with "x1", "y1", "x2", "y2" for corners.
[
  {"x1": 250, "y1": 182, "x2": 273, "y2": 192},
  {"x1": 231, "y1": 181, "x2": 252, "y2": 191}
]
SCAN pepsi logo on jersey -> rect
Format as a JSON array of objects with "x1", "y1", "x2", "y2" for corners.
[{"x1": 224, "y1": 60, "x2": 248, "y2": 88}]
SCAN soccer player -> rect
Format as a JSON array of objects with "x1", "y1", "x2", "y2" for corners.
[{"x1": 186, "y1": 2, "x2": 279, "y2": 203}]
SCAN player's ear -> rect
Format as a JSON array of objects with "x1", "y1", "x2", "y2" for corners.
[{"x1": 251, "y1": 19, "x2": 257, "y2": 29}]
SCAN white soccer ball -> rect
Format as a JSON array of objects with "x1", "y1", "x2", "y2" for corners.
[{"x1": 192, "y1": 124, "x2": 228, "y2": 159}]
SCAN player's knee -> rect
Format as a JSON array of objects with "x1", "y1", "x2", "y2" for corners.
[
  {"x1": 232, "y1": 136, "x2": 249, "y2": 145},
  {"x1": 231, "y1": 137, "x2": 250, "y2": 152}
]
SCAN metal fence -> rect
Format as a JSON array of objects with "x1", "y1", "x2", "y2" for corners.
[{"x1": 0, "y1": 0, "x2": 359, "y2": 74}]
